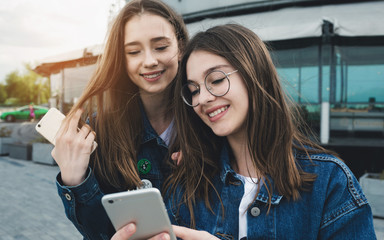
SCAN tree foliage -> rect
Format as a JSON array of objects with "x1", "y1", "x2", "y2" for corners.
[
  {"x1": 2, "y1": 64, "x2": 50, "y2": 105},
  {"x1": 0, "y1": 83, "x2": 7, "y2": 103}
]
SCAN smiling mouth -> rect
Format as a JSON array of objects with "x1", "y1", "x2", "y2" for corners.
[
  {"x1": 140, "y1": 70, "x2": 164, "y2": 80},
  {"x1": 208, "y1": 106, "x2": 228, "y2": 118}
]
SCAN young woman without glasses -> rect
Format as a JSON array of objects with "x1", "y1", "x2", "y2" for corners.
[{"x1": 51, "y1": 0, "x2": 188, "y2": 239}]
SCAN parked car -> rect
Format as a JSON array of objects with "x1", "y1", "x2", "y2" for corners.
[{"x1": 0, "y1": 105, "x2": 49, "y2": 122}]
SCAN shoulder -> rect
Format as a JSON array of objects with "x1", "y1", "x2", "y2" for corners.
[
  {"x1": 296, "y1": 151, "x2": 352, "y2": 180},
  {"x1": 295, "y1": 151, "x2": 370, "y2": 227},
  {"x1": 296, "y1": 152, "x2": 365, "y2": 201}
]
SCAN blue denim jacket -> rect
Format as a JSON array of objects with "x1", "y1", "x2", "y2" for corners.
[
  {"x1": 166, "y1": 144, "x2": 376, "y2": 240},
  {"x1": 56, "y1": 110, "x2": 170, "y2": 240}
]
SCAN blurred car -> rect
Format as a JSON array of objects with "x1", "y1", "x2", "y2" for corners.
[{"x1": 0, "y1": 105, "x2": 49, "y2": 122}]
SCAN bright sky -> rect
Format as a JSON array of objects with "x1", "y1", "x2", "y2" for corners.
[{"x1": 0, "y1": 0, "x2": 124, "y2": 83}]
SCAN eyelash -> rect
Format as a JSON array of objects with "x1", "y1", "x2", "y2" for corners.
[
  {"x1": 127, "y1": 51, "x2": 139, "y2": 55},
  {"x1": 156, "y1": 45, "x2": 168, "y2": 51},
  {"x1": 126, "y1": 46, "x2": 169, "y2": 56}
]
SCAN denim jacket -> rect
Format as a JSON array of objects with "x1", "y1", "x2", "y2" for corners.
[
  {"x1": 166, "y1": 144, "x2": 376, "y2": 240},
  {"x1": 56, "y1": 110, "x2": 171, "y2": 240}
]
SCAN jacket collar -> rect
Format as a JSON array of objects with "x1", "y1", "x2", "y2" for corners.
[
  {"x1": 140, "y1": 102, "x2": 168, "y2": 148},
  {"x1": 219, "y1": 141, "x2": 283, "y2": 205}
]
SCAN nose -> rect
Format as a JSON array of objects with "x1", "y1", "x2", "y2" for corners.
[
  {"x1": 198, "y1": 84, "x2": 215, "y2": 105},
  {"x1": 143, "y1": 51, "x2": 158, "y2": 67}
]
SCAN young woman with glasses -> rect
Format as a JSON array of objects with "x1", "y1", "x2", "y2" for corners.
[
  {"x1": 113, "y1": 23, "x2": 376, "y2": 240},
  {"x1": 51, "y1": 0, "x2": 188, "y2": 239}
]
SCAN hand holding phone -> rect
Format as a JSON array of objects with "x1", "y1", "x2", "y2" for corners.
[
  {"x1": 102, "y1": 188, "x2": 176, "y2": 240},
  {"x1": 35, "y1": 108, "x2": 97, "y2": 153}
]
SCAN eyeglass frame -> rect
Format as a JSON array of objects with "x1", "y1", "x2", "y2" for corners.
[{"x1": 181, "y1": 69, "x2": 238, "y2": 107}]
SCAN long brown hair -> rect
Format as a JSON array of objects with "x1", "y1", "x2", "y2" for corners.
[
  {"x1": 166, "y1": 24, "x2": 335, "y2": 227},
  {"x1": 67, "y1": 0, "x2": 188, "y2": 191}
]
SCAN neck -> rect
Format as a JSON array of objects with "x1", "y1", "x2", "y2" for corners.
[
  {"x1": 227, "y1": 133, "x2": 257, "y2": 178},
  {"x1": 140, "y1": 89, "x2": 172, "y2": 135}
]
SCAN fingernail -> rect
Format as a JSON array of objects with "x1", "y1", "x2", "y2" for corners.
[
  {"x1": 125, "y1": 223, "x2": 134, "y2": 233},
  {"x1": 161, "y1": 233, "x2": 170, "y2": 240}
]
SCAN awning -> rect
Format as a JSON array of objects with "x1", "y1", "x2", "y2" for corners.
[
  {"x1": 33, "y1": 44, "x2": 103, "y2": 76},
  {"x1": 187, "y1": 1, "x2": 384, "y2": 41}
]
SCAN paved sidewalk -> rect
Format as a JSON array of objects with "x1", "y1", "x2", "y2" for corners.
[
  {"x1": 1, "y1": 155, "x2": 383, "y2": 240},
  {"x1": 0, "y1": 156, "x2": 82, "y2": 240}
]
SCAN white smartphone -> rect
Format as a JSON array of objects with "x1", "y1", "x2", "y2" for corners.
[
  {"x1": 35, "y1": 108, "x2": 97, "y2": 153},
  {"x1": 101, "y1": 188, "x2": 176, "y2": 240}
]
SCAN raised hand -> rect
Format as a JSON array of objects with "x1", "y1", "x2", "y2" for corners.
[{"x1": 51, "y1": 109, "x2": 96, "y2": 186}]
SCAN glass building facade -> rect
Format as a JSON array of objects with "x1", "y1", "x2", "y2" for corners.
[{"x1": 271, "y1": 29, "x2": 384, "y2": 140}]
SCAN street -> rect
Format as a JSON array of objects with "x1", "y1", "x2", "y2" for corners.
[{"x1": 0, "y1": 156, "x2": 82, "y2": 239}]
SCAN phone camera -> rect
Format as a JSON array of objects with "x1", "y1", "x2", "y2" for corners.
[
  {"x1": 37, "y1": 124, "x2": 41, "y2": 128},
  {"x1": 108, "y1": 200, "x2": 114, "y2": 204}
]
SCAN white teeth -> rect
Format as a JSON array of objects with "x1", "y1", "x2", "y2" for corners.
[
  {"x1": 143, "y1": 72, "x2": 161, "y2": 79},
  {"x1": 208, "y1": 106, "x2": 228, "y2": 118}
]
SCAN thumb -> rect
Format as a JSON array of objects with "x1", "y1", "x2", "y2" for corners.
[{"x1": 111, "y1": 223, "x2": 136, "y2": 240}]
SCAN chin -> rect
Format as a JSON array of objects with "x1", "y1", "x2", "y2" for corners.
[{"x1": 212, "y1": 129, "x2": 231, "y2": 137}]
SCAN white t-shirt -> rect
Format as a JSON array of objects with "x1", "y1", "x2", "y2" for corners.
[{"x1": 237, "y1": 174, "x2": 258, "y2": 240}]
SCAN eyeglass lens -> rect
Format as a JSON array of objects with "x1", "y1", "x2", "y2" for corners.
[{"x1": 181, "y1": 70, "x2": 230, "y2": 107}]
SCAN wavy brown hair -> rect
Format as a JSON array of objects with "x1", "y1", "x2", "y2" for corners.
[
  {"x1": 66, "y1": 0, "x2": 188, "y2": 191},
  {"x1": 166, "y1": 24, "x2": 336, "y2": 227}
]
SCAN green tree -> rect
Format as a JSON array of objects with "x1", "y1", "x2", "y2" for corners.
[
  {"x1": 0, "y1": 83, "x2": 7, "y2": 103},
  {"x1": 4, "y1": 64, "x2": 50, "y2": 105}
]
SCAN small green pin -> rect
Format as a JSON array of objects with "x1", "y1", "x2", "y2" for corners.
[{"x1": 137, "y1": 158, "x2": 152, "y2": 174}]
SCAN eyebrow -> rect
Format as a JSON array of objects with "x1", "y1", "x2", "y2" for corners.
[
  {"x1": 202, "y1": 64, "x2": 231, "y2": 76},
  {"x1": 124, "y1": 36, "x2": 172, "y2": 48},
  {"x1": 187, "y1": 64, "x2": 232, "y2": 83}
]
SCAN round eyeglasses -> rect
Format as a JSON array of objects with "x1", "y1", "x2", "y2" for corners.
[{"x1": 181, "y1": 70, "x2": 238, "y2": 107}]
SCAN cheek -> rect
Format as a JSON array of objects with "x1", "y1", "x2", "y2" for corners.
[
  {"x1": 165, "y1": 52, "x2": 179, "y2": 69},
  {"x1": 239, "y1": 95, "x2": 250, "y2": 123},
  {"x1": 165, "y1": 57, "x2": 179, "y2": 80},
  {"x1": 230, "y1": 85, "x2": 249, "y2": 116},
  {"x1": 235, "y1": 84, "x2": 249, "y2": 105},
  {"x1": 125, "y1": 58, "x2": 142, "y2": 78},
  {"x1": 125, "y1": 58, "x2": 134, "y2": 75},
  {"x1": 164, "y1": 46, "x2": 180, "y2": 64}
]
